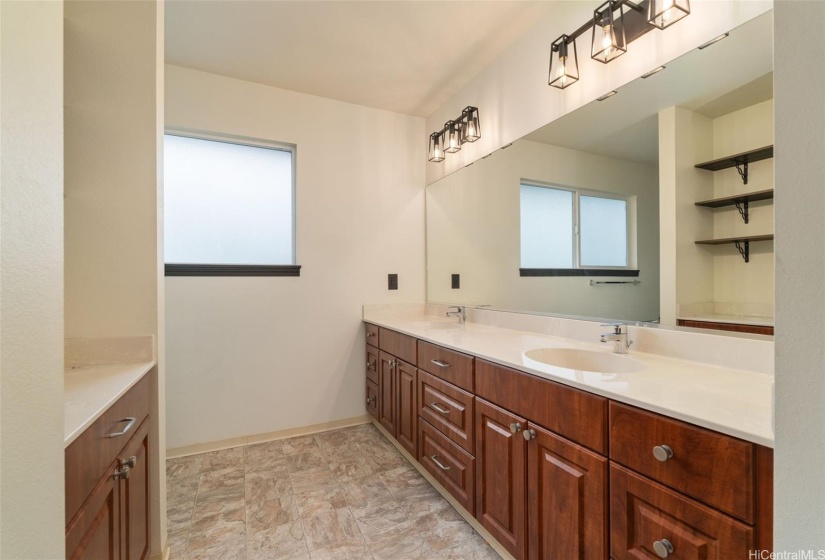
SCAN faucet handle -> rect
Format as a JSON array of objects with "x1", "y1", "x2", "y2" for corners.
[{"x1": 601, "y1": 322, "x2": 626, "y2": 334}]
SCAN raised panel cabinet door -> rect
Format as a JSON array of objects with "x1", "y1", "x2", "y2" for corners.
[
  {"x1": 366, "y1": 380, "x2": 379, "y2": 420},
  {"x1": 66, "y1": 460, "x2": 120, "y2": 560},
  {"x1": 120, "y1": 419, "x2": 150, "y2": 560},
  {"x1": 366, "y1": 344, "x2": 380, "y2": 385},
  {"x1": 475, "y1": 397, "x2": 527, "y2": 560},
  {"x1": 378, "y1": 351, "x2": 397, "y2": 436},
  {"x1": 526, "y1": 423, "x2": 608, "y2": 560},
  {"x1": 395, "y1": 361, "x2": 417, "y2": 456}
]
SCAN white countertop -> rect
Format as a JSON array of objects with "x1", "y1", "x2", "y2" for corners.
[
  {"x1": 64, "y1": 361, "x2": 155, "y2": 447},
  {"x1": 366, "y1": 316, "x2": 774, "y2": 448},
  {"x1": 677, "y1": 314, "x2": 774, "y2": 327}
]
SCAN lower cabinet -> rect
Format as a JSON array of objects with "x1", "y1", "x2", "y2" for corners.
[
  {"x1": 378, "y1": 351, "x2": 396, "y2": 436},
  {"x1": 418, "y1": 419, "x2": 475, "y2": 514},
  {"x1": 66, "y1": 460, "x2": 120, "y2": 560},
  {"x1": 374, "y1": 348, "x2": 417, "y2": 456}
]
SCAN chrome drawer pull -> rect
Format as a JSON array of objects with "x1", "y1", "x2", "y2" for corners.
[
  {"x1": 652, "y1": 445, "x2": 674, "y2": 462},
  {"x1": 366, "y1": 361, "x2": 375, "y2": 370},
  {"x1": 366, "y1": 332, "x2": 376, "y2": 338},
  {"x1": 429, "y1": 403, "x2": 450, "y2": 414},
  {"x1": 430, "y1": 455, "x2": 451, "y2": 471},
  {"x1": 107, "y1": 417, "x2": 137, "y2": 438},
  {"x1": 113, "y1": 465, "x2": 131, "y2": 480},
  {"x1": 653, "y1": 539, "x2": 674, "y2": 558},
  {"x1": 430, "y1": 359, "x2": 451, "y2": 368},
  {"x1": 122, "y1": 455, "x2": 137, "y2": 469}
]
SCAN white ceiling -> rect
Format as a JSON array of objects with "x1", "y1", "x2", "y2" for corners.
[{"x1": 165, "y1": 1, "x2": 554, "y2": 117}]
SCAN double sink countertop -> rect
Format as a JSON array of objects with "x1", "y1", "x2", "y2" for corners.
[{"x1": 364, "y1": 315, "x2": 774, "y2": 448}]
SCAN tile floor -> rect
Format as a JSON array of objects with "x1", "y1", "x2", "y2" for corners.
[{"x1": 166, "y1": 423, "x2": 502, "y2": 560}]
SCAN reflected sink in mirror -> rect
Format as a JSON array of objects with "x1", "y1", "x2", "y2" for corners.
[
  {"x1": 408, "y1": 321, "x2": 461, "y2": 330},
  {"x1": 524, "y1": 348, "x2": 646, "y2": 374}
]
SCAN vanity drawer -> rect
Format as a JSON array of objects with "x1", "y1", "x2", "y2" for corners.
[
  {"x1": 366, "y1": 380, "x2": 379, "y2": 420},
  {"x1": 417, "y1": 341, "x2": 474, "y2": 392},
  {"x1": 609, "y1": 402, "x2": 755, "y2": 523},
  {"x1": 418, "y1": 370, "x2": 474, "y2": 454},
  {"x1": 475, "y1": 359, "x2": 607, "y2": 454},
  {"x1": 365, "y1": 345, "x2": 379, "y2": 385},
  {"x1": 379, "y1": 328, "x2": 417, "y2": 365},
  {"x1": 419, "y1": 419, "x2": 475, "y2": 515},
  {"x1": 610, "y1": 464, "x2": 754, "y2": 560},
  {"x1": 365, "y1": 322, "x2": 379, "y2": 346}
]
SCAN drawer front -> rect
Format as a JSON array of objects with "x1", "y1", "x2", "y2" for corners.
[
  {"x1": 475, "y1": 359, "x2": 607, "y2": 454},
  {"x1": 365, "y1": 344, "x2": 380, "y2": 385},
  {"x1": 66, "y1": 373, "x2": 151, "y2": 522},
  {"x1": 379, "y1": 328, "x2": 417, "y2": 365},
  {"x1": 419, "y1": 419, "x2": 475, "y2": 515},
  {"x1": 366, "y1": 380, "x2": 379, "y2": 420},
  {"x1": 417, "y1": 341, "x2": 474, "y2": 392},
  {"x1": 610, "y1": 464, "x2": 754, "y2": 560},
  {"x1": 365, "y1": 322, "x2": 379, "y2": 346},
  {"x1": 609, "y1": 402, "x2": 755, "y2": 523},
  {"x1": 418, "y1": 370, "x2": 474, "y2": 454}
]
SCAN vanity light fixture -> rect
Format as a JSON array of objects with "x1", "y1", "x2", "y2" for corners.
[
  {"x1": 549, "y1": 34, "x2": 579, "y2": 89},
  {"x1": 591, "y1": 0, "x2": 627, "y2": 63},
  {"x1": 641, "y1": 65, "x2": 666, "y2": 78},
  {"x1": 648, "y1": 0, "x2": 689, "y2": 29},
  {"x1": 427, "y1": 106, "x2": 481, "y2": 163},
  {"x1": 597, "y1": 90, "x2": 618, "y2": 101},
  {"x1": 698, "y1": 33, "x2": 729, "y2": 50}
]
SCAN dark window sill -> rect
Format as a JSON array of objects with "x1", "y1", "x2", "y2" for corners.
[
  {"x1": 519, "y1": 268, "x2": 639, "y2": 277},
  {"x1": 165, "y1": 264, "x2": 301, "y2": 277}
]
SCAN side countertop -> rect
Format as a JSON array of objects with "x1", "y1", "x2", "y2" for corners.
[
  {"x1": 64, "y1": 361, "x2": 155, "y2": 447},
  {"x1": 364, "y1": 316, "x2": 774, "y2": 448}
]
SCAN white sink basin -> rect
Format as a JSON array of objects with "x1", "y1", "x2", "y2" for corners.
[
  {"x1": 524, "y1": 348, "x2": 646, "y2": 374},
  {"x1": 410, "y1": 321, "x2": 461, "y2": 330}
]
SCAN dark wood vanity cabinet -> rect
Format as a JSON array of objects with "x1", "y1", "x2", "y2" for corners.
[{"x1": 65, "y1": 375, "x2": 151, "y2": 560}]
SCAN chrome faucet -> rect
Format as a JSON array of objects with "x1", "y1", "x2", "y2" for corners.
[
  {"x1": 446, "y1": 306, "x2": 465, "y2": 324},
  {"x1": 600, "y1": 323, "x2": 632, "y2": 354}
]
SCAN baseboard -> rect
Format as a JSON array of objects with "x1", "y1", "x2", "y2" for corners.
[
  {"x1": 166, "y1": 415, "x2": 371, "y2": 458},
  {"x1": 370, "y1": 419, "x2": 515, "y2": 560},
  {"x1": 150, "y1": 545, "x2": 170, "y2": 560}
]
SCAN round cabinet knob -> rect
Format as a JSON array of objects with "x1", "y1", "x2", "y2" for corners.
[
  {"x1": 523, "y1": 429, "x2": 536, "y2": 441},
  {"x1": 652, "y1": 445, "x2": 674, "y2": 462},
  {"x1": 653, "y1": 539, "x2": 674, "y2": 558},
  {"x1": 509, "y1": 422, "x2": 522, "y2": 434}
]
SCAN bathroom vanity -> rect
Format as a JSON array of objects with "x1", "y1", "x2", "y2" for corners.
[{"x1": 363, "y1": 315, "x2": 772, "y2": 560}]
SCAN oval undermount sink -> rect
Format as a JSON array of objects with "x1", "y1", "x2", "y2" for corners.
[{"x1": 524, "y1": 347, "x2": 646, "y2": 374}]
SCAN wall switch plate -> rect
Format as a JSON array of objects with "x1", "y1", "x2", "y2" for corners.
[
  {"x1": 451, "y1": 274, "x2": 460, "y2": 289},
  {"x1": 388, "y1": 274, "x2": 398, "y2": 290}
]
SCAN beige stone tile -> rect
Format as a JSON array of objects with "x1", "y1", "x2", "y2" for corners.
[
  {"x1": 359, "y1": 518, "x2": 419, "y2": 545},
  {"x1": 314, "y1": 429, "x2": 360, "y2": 455},
  {"x1": 437, "y1": 533, "x2": 502, "y2": 560},
  {"x1": 370, "y1": 533, "x2": 438, "y2": 560},
  {"x1": 167, "y1": 522, "x2": 190, "y2": 556},
  {"x1": 246, "y1": 468, "x2": 292, "y2": 500},
  {"x1": 294, "y1": 485, "x2": 349, "y2": 518},
  {"x1": 340, "y1": 477, "x2": 394, "y2": 509},
  {"x1": 365, "y1": 450, "x2": 408, "y2": 473},
  {"x1": 413, "y1": 505, "x2": 475, "y2": 552},
  {"x1": 167, "y1": 496, "x2": 195, "y2": 528},
  {"x1": 326, "y1": 453, "x2": 379, "y2": 482},
  {"x1": 246, "y1": 521, "x2": 309, "y2": 560},
  {"x1": 188, "y1": 505, "x2": 246, "y2": 550},
  {"x1": 285, "y1": 451, "x2": 327, "y2": 473},
  {"x1": 167, "y1": 455, "x2": 203, "y2": 481},
  {"x1": 379, "y1": 465, "x2": 428, "y2": 495},
  {"x1": 193, "y1": 494, "x2": 245, "y2": 522},
  {"x1": 302, "y1": 508, "x2": 362, "y2": 551},
  {"x1": 197, "y1": 465, "x2": 245, "y2": 501},
  {"x1": 350, "y1": 501, "x2": 409, "y2": 537},
  {"x1": 309, "y1": 537, "x2": 373, "y2": 560},
  {"x1": 290, "y1": 467, "x2": 339, "y2": 494},
  {"x1": 169, "y1": 475, "x2": 200, "y2": 502},
  {"x1": 282, "y1": 435, "x2": 321, "y2": 456},
  {"x1": 246, "y1": 492, "x2": 300, "y2": 536},
  {"x1": 201, "y1": 447, "x2": 245, "y2": 472},
  {"x1": 395, "y1": 485, "x2": 451, "y2": 521},
  {"x1": 244, "y1": 440, "x2": 285, "y2": 468},
  {"x1": 185, "y1": 535, "x2": 246, "y2": 560},
  {"x1": 169, "y1": 543, "x2": 187, "y2": 560}
]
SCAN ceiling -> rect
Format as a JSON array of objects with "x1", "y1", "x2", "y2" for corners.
[{"x1": 165, "y1": 1, "x2": 554, "y2": 117}]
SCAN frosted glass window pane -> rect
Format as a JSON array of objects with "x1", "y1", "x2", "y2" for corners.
[
  {"x1": 164, "y1": 135, "x2": 294, "y2": 265},
  {"x1": 580, "y1": 195, "x2": 627, "y2": 267},
  {"x1": 520, "y1": 185, "x2": 573, "y2": 268}
]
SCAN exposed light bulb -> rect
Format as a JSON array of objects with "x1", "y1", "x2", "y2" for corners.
[
  {"x1": 601, "y1": 24, "x2": 612, "y2": 61},
  {"x1": 662, "y1": 0, "x2": 674, "y2": 21}
]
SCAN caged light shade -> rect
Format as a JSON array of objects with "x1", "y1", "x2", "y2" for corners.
[
  {"x1": 548, "y1": 35, "x2": 579, "y2": 89},
  {"x1": 461, "y1": 107, "x2": 480, "y2": 143},
  {"x1": 648, "y1": 0, "x2": 689, "y2": 29},
  {"x1": 428, "y1": 131, "x2": 445, "y2": 162},
  {"x1": 591, "y1": 0, "x2": 626, "y2": 64},
  {"x1": 444, "y1": 120, "x2": 462, "y2": 153}
]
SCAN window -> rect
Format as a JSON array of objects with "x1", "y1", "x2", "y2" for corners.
[
  {"x1": 163, "y1": 132, "x2": 298, "y2": 276},
  {"x1": 520, "y1": 182, "x2": 635, "y2": 276}
]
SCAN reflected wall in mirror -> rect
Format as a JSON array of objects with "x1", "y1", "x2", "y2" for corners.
[{"x1": 426, "y1": 12, "x2": 774, "y2": 329}]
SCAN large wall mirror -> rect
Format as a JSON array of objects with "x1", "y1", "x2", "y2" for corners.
[{"x1": 426, "y1": 12, "x2": 774, "y2": 330}]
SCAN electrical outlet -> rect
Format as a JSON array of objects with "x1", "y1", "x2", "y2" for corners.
[
  {"x1": 388, "y1": 274, "x2": 398, "y2": 290},
  {"x1": 451, "y1": 274, "x2": 460, "y2": 289}
]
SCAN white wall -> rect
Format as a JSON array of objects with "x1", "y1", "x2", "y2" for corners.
[
  {"x1": 164, "y1": 65, "x2": 426, "y2": 449},
  {"x1": 64, "y1": 1, "x2": 166, "y2": 554},
  {"x1": 427, "y1": 139, "x2": 659, "y2": 321},
  {"x1": 425, "y1": 1, "x2": 772, "y2": 185},
  {"x1": 774, "y1": 0, "x2": 825, "y2": 548},
  {"x1": 0, "y1": 1, "x2": 66, "y2": 557}
]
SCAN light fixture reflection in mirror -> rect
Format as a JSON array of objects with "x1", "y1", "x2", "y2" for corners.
[{"x1": 428, "y1": 131, "x2": 445, "y2": 162}]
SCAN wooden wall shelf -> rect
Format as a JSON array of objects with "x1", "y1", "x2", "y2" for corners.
[
  {"x1": 695, "y1": 235, "x2": 774, "y2": 263},
  {"x1": 695, "y1": 146, "x2": 774, "y2": 172},
  {"x1": 695, "y1": 189, "x2": 774, "y2": 209}
]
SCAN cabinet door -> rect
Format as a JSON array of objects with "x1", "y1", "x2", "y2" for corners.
[
  {"x1": 395, "y1": 361, "x2": 417, "y2": 456},
  {"x1": 366, "y1": 380, "x2": 379, "y2": 420},
  {"x1": 526, "y1": 423, "x2": 607, "y2": 560},
  {"x1": 66, "y1": 460, "x2": 120, "y2": 560},
  {"x1": 120, "y1": 419, "x2": 150, "y2": 560},
  {"x1": 378, "y1": 351, "x2": 396, "y2": 436},
  {"x1": 475, "y1": 398, "x2": 527, "y2": 560}
]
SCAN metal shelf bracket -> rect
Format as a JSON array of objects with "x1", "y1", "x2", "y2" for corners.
[
  {"x1": 734, "y1": 199, "x2": 750, "y2": 224},
  {"x1": 734, "y1": 240, "x2": 750, "y2": 263},
  {"x1": 734, "y1": 160, "x2": 749, "y2": 185}
]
